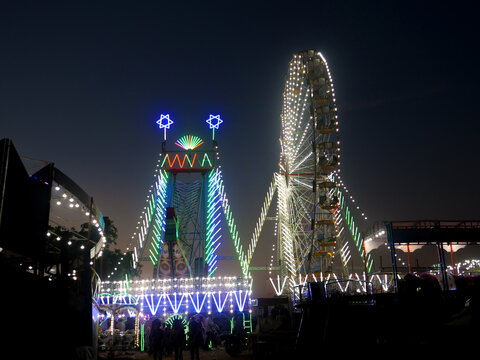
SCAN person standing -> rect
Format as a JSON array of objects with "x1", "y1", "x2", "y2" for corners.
[
  {"x1": 172, "y1": 319, "x2": 185, "y2": 360},
  {"x1": 202, "y1": 315, "x2": 217, "y2": 349},
  {"x1": 149, "y1": 319, "x2": 164, "y2": 360},
  {"x1": 188, "y1": 317, "x2": 202, "y2": 360}
]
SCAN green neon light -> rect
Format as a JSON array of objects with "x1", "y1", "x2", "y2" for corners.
[
  {"x1": 150, "y1": 243, "x2": 159, "y2": 255},
  {"x1": 335, "y1": 186, "x2": 375, "y2": 273},
  {"x1": 124, "y1": 274, "x2": 130, "y2": 292},
  {"x1": 175, "y1": 134, "x2": 204, "y2": 150},
  {"x1": 152, "y1": 229, "x2": 160, "y2": 241},
  {"x1": 216, "y1": 171, "x2": 249, "y2": 277},
  {"x1": 153, "y1": 222, "x2": 161, "y2": 235},
  {"x1": 160, "y1": 155, "x2": 168, "y2": 167},
  {"x1": 160, "y1": 151, "x2": 213, "y2": 169},
  {"x1": 206, "y1": 169, "x2": 224, "y2": 277},
  {"x1": 149, "y1": 249, "x2": 157, "y2": 262},
  {"x1": 186, "y1": 154, "x2": 197, "y2": 167},
  {"x1": 367, "y1": 258, "x2": 374, "y2": 272},
  {"x1": 243, "y1": 312, "x2": 252, "y2": 333},
  {"x1": 165, "y1": 313, "x2": 187, "y2": 327},
  {"x1": 149, "y1": 194, "x2": 155, "y2": 211},
  {"x1": 149, "y1": 255, "x2": 156, "y2": 265},
  {"x1": 201, "y1": 153, "x2": 213, "y2": 167},
  {"x1": 146, "y1": 170, "x2": 169, "y2": 266}
]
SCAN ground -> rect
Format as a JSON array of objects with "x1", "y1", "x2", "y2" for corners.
[{"x1": 99, "y1": 346, "x2": 250, "y2": 360}]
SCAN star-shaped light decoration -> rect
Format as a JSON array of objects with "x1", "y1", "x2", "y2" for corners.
[
  {"x1": 206, "y1": 114, "x2": 223, "y2": 129},
  {"x1": 206, "y1": 114, "x2": 223, "y2": 140},
  {"x1": 156, "y1": 114, "x2": 174, "y2": 129},
  {"x1": 156, "y1": 114, "x2": 174, "y2": 140}
]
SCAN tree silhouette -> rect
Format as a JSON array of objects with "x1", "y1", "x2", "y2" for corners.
[
  {"x1": 91, "y1": 216, "x2": 141, "y2": 281},
  {"x1": 49, "y1": 216, "x2": 141, "y2": 281}
]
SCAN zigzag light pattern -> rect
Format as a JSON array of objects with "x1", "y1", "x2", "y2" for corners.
[{"x1": 160, "y1": 153, "x2": 213, "y2": 169}]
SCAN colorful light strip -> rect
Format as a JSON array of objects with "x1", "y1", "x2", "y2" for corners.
[
  {"x1": 188, "y1": 293, "x2": 207, "y2": 313},
  {"x1": 151, "y1": 172, "x2": 169, "y2": 265},
  {"x1": 336, "y1": 187, "x2": 373, "y2": 272},
  {"x1": 275, "y1": 173, "x2": 296, "y2": 290},
  {"x1": 233, "y1": 290, "x2": 249, "y2": 312},
  {"x1": 111, "y1": 291, "x2": 250, "y2": 315},
  {"x1": 211, "y1": 291, "x2": 229, "y2": 312},
  {"x1": 132, "y1": 169, "x2": 170, "y2": 267},
  {"x1": 166, "y1": 293, "x2": 185, "y2": 314},
  {"x1": 175, "y1": 135, "x2": 205, "y2": 150},
  {"x1": 98, "y1": 277, "x2": 252, "y2": 314},
  {"x1": 98, "y1": 292, "x2": 251, "y2": 315},
  {"x1": 218, "y1": 171, "x2": 249, "y2": 278},
  {"x1": 145, "y1": 294, "x2": 164, "y2": 315},
  {"x1": 268, "y1": 273, "x2": 395, "y2": 296},
  {"x1": 246, "y1": 175, "x2": 276, "y2": 268},
  {"x1": 160, "y1": 153, "x2": 212, "y2": 169},
  {"x1": 206, "y1": 168, "x2": 224, "y2": 276}
]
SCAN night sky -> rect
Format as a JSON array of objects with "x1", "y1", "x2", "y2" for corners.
[{"x1": 1, "y1": 1, "x2": 479, "y2": 287}]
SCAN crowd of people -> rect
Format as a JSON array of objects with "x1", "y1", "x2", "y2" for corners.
[{"x1": 148, "y1": 315, "x2": 220, "y2": 360}]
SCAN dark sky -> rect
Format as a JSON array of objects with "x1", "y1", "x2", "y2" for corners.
[{"x1": 1, "y1": 1, "x2": 479, "y2": 283}]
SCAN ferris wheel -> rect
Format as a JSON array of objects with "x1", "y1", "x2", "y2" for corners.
[{"x1": 276, "y1": 50, "x2": 348, "y2": 282}]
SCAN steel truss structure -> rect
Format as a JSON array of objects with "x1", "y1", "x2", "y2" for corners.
[
  {"x1": 242, "y1": 50, "x2": 375, "y2": 295},
  {"x1": 129, "y1": 51, "x2": 376, "y2": 298},
  {"x1": 131, "y1": 117, "x2": 251, "y2": 282},
  {"x1": 121, "y1": 122, "x2": 254, "y2": 347}
]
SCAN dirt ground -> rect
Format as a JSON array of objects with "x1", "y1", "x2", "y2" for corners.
[{"x1": 99, "y1": 346, "x2": 251, "y2": 360}]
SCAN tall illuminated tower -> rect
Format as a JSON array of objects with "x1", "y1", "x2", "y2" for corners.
[{"x1": 132, "y1": 115, "x2": 227, "y2": 279}]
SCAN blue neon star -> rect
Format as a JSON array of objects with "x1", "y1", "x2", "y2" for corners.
[
  {"x1": 156, "y1": 114, "x2": 174, "y2": 129},
  {"x1": 206, "y1": 114, "x2": 223, "y2": 129}
]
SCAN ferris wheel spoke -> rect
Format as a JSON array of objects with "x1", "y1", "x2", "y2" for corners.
[
  {"x1": 277, "y1": 50, "x2": 342, "y2": 285},
  {"x1": 290, "y1": 177, "x2": 313, "y2": 191}
]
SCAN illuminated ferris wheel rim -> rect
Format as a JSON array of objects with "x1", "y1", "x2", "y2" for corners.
[
  {"x1": 279, "y1": 50, "x2": 340, "y2": 177},
  {"x1": 276, "y1": 49, "x2": 341, "y2": 278}
]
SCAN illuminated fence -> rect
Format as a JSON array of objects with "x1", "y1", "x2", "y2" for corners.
[
  {"x1": 97, "y1": 276, "x2": 252, "y2": 315},
  {"x1": 270, "y1": 273, "x2": 396, "y2": 298}
]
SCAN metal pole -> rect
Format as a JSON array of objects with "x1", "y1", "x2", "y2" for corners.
[
  {"x1": 363, "y1": 240, "x2": 368, "y2": 275},
  {"x1": 385, "y1": 222, "x2": 398, "y2": 292},
  {"x1": 407, "y1": 244, "x2": 412, "y2": 273},
  {"x1": 437, "y1": 243, "x2": 448, "y2": 290},
  {"x1": 202, "y1": 172, "x2": 207, "y2": 276},
  {"x1": 39, "y1": 163, "x2": 55, "y2": 277},
  {"x1": 169, "y1": 174, "x2": 177, "y2": 279},
  {"x1": 0, "y1": 139, "x2": 11, "y2": 227},
  {"x1": 82, "y1": 197, "x2": 94, "y2": 347},
  {"x1": 450, "y1": 243, "x2": 457, "y2": 275},
  {"x1": 306, "y1": 93, "x2": 317, "y2": 275}
]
